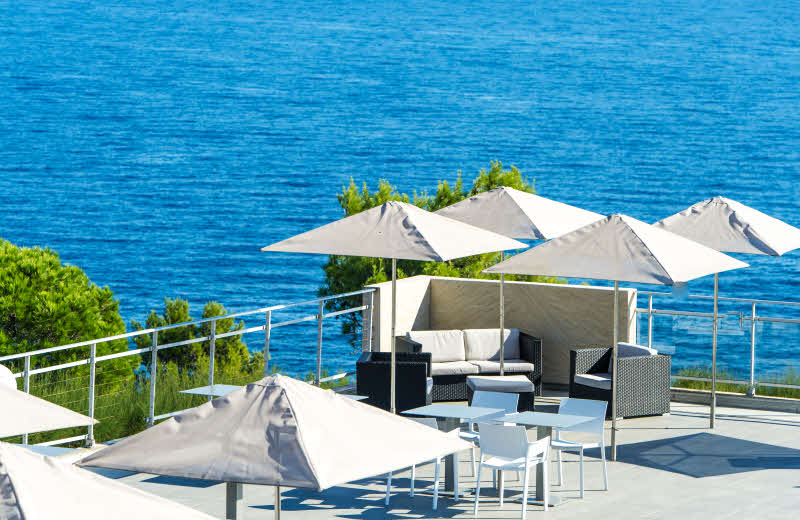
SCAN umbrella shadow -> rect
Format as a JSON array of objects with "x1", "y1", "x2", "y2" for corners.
[
  {"x1": 250, "y1": 476, "x2": 467, "y2": 519},
  {"x1": 616, "y1": 432, "x2": 800, "y2": 478},
  {"x1": 141, "y1": 475, "x2": 219, "y2": 488}
]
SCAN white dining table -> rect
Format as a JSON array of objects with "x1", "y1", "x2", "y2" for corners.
[{"x1": 499, "y1": 411, "x2": 594, "y2": 507}]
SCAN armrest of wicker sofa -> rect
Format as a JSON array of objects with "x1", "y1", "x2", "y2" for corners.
[
  {"x1": 519, "y1": 332, "x2": 543, "y2": 395},
  {"x1": 369, "y1": 351, "x2": 432, "y2": 377},
  {"x1": 615, "y1": 353, "x2": 671, "y2": 417},
  {"x1": 570, "y1": 347, "x2": 613, "y2": 376},
  {"x1": 356, "y1": 356, "x2": 432, "y2": 412},
  {"x1": 395, "y1": 335, "x2": 423, "y2": 353}
]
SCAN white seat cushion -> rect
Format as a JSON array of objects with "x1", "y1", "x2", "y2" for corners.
[
  {"x1": 466, "y1": 375, "x2": 534, "y2": 393},
  {"x1": 430, "y1": 361, "x2": 480, "y2": 376},
  {"x1": 406, "y1": 329, "x2": 466, "y2": 363},
  {"x1": 463, "y1": 328, "x2": 520, "y2": 361},
  {"x1": 573, "y1": 372, "x2": 612, "y2": 391},
  {"x1": 469, "y1": 359, "x2": 535, "y2": 375}
]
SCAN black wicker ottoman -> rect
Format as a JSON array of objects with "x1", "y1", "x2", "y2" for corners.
[{"x1": 466, "y1": 375, "x2": 535, "y2": 412}]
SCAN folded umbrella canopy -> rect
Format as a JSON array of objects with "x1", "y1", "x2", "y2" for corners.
[
  {"x1": 0, "y1": 379, "x2": 97, "y2": 438},
  {"x1": 81, "y1": 374, "x2": 471, "y2": 519},
  {"x1": 485, "y1": 214, "x2": 748, "y2": 459},
  {"x1": 0, "y1": 442, "x2": 217, "y2": 520},
  {"x1": 262, "y1": 200, "x2": 526, "y2": 413},
  {"x1": 436, "y1": 186, "x2": 603, "y2": 374},
  {"x1": 656, "y1": 196, "x2": 800, "y2": 427}
]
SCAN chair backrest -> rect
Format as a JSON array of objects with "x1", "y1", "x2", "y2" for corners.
[
  {"x1": 476, "y1": 423, "x2": 531, "y2": 460},
  {"x1": 471, "y1": 390, "x2": 519, "y2": 414},
  {"x1": 558, "y1": 398, "x2": 607, "y2": 435}
]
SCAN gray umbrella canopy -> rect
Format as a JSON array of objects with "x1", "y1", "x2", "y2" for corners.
[
  {"x1": 655, "y1": 196, "x2": 800, "y2": 256},
  {"x1": 0, "y1": 442, "x2": 217, "y2": 520},
  {"x1": 81, "y1": 375, "x2": 469, "y2": 490},
  {"x1": 435, "y1": 186, "x2": 603, "y2": 240},
  {"x1": 485, "y1": 214, "x2": 748, "y2": 459},
  {"x1": 262, "y1": 200, "x2": 526, "y2": 413},
  {"x1": 262, "y1": 200, "x2": 526, "y2": 261},
  {"x1": 0, "y1": 382, "x2": 97, "y2": 438}
]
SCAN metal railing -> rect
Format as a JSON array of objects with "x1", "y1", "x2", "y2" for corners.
[
  {"x1": 636, "y1": 290, "x2": 800, "y2": 396},
  {"x1": 0, "y1": 288, "x2": 375, "y2": 447}
]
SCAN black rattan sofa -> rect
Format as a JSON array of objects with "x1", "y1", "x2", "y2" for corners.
[
  {"x1": 356, "y1": 352, "x2": 433, "y2": 412},
  {"x1": 570, "y1": 344, "x2": 671, "y2": 418}
]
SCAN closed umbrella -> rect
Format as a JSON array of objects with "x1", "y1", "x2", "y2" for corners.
[
  {"x1": 436, "y1": 186, "x2": 603, "y2": 374},
  {"x1": 656, "y1": 196, "x2": 800, "y2": 427},
  {"x1": 0, "y1": 442, "x2": 217, "y2": 520},
  {"x1": 262, "y1": 200, "x2": 525, "y2": 413},
  {"x1": 81, "y1": 374, "x2": 471, "y2": 519},
  {"x1": 485, "y1": 214, "x2": 748, "y2": 459}
]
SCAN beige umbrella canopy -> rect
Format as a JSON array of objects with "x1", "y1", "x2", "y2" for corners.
[
  {"x1": 436, "y1": 187, "x2": 603, "y2": 375},
  {"x1": 262, "y1": 200, "x2": 526, "y2": 412},
  {"x1": 656, "y1": 195, "x2": 800, "y2": 426},
  {"x1": 485, "y1": 214, "x2": 748, "y2": 459},
  {"x1": 0, "y1": 379, "x2": 97, "y2": 439},
  {"x1": 81, "y1": 375, "x2": 471, "y2": 519},
  {"x1": 0, "y1": 442, "x2": 217, "y2": 520}
]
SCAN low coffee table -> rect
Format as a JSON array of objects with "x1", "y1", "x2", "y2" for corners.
[{"x1": 466, "y1": 375, "x2": 535, "y2": 411}]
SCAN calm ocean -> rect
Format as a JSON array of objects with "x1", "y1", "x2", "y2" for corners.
[{"x1": 1, "y1": 0, "x2": 798, "y2": 378}]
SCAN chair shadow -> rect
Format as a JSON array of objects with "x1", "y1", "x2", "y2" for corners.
[{"x1": 616, "y1": 432, "x2": 800, "y2": 478}]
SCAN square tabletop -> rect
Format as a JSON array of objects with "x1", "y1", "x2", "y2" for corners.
[
  {"x1": 500, "y1": 411, "x2": 594, "y2": 429},
  {"x1": 404, "y1": 403, "x2": 505, "y2": 421},
  {"x1": 180, "y1": 384, "x2": 242, "y2": 397}
]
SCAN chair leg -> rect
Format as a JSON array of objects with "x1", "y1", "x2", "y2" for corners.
[
  {"x1": 433, "y1": 459, "x2": 440, "y2": 510},
  {"x1": 520, "y1": 465, "x2": 530, "y2": 520},
  {"x1": 454, "y1": 452, "x2": 460, "y2": 501},
  {"x1": 556, "y1": 449, "x2": 563, "y2": 486},
  {"x1": 473, "y1": 460, "x2": 483, "y2": 516},
  {"x1": 385, "y1": 472, "x2": 392, "y2": 506},
  {"x1": 601, "y1": 441, "x2": 609, "y2": 491},
  {"x1": 410, "y1": 465, "x2": 415, "y2": 497},
  {"x1": 499, "y1": 470, "x2": 504, "y2": 507},
  {"x1": 543, "y1": 459, "x2": 549, "y2": 512},
  {"x1": 471, "y1": 446, "x2": 477, "y2": 477},
  {"x1": 579, "y1": 448, "x2": 584, "y2": 499}
]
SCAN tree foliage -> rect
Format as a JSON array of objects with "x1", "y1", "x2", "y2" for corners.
[
  {"x1": 131, "y1": 298, "x2": 253, "y2": 372},
  {"x1": 318, "y1": 161, "x2": 562, "y2": 342},
  {"x1": 0, "y1": 240, "x2": 133, "y2": 375}
]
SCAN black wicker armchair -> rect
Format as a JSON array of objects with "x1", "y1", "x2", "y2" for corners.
[
  {"x1": 356, "y1": 352, "x2": 433, "y2": 412},
  {"x1": 570, "y1": 347, "x2": 671, "y2": 418}
]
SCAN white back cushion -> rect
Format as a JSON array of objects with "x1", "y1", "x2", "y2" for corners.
[
  {"x1": 463, "y1": 328, "x2": 520, "y2": 361},
  {"x1": 406, "y1": 330, "x2": 466, "y2": 362},
  {"x1": 617, "y1": 342, "x2": 658, "y2": 357}
]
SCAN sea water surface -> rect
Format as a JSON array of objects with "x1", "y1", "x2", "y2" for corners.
[{"x1": 1, "y1": 0, "x2": 799, "y2": 379}]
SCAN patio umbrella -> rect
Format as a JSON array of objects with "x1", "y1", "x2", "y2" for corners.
[
  {"x1": 80, "y1": 374, "x2": 471, "y2": 519},
  {"x1": 0, "y1": 442, "x2": 217, "y2": 520},
  {"x1": 484, "y1": 214, "x2": 748, "y2": 460},
  {"x1": 0, "y1": 379, "x2": 97, "y2": 438},
  {"x1": 1, "y1": 364, "x2": 16, "y2": 389},
  {"x1": 436, "y1": 186, "x2": 603, "y2": 374},
  {"x1": 261, "y1": 200, "x2": 526, "y2": 413},
  {"x1": 656, "y1": 196, "x2": 800, "y2": 427}
]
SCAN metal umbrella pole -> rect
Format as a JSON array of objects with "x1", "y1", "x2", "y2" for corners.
[
  {"x1": 711, "y1": 273, "x2": 718, "y2": 428},
  {"x1": 499, "y1": 252, "x2": 505, "y2": 376},
  {"x1": 390, "y1": 258, "x2": 397, "y2": 414},
  {"x1": 610, "y1": 281, "x2": 619, "y2": 461},
  {"x1": 275, "y1": 485, "x2": 281, "y2": 520}
]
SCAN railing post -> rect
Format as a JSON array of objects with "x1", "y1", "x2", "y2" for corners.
[
  {"x1": 208, "y1": 320, "x2": 216, "y2": 402},
  {"x1": 647, "y1": 294, "x2": 654, "y2": 349},
  {"x1": 148, "y1": 331, "x2": 158, "y2": 427},
  {"x1": 366, "y1": 290, "x2": 374, "y2": 352},
  {"x1": 316, "y1": 301, "x2": 324, "y2": 386},
  {"x1": 22, "y1": 355, "x2": 30, "y2": 445},
  {"x1": 87, "y1": 343, "x2": 97, "y2": 446},
  {"x1": 748, "y1": 302, "x2": 757, "y2": 397},
  {"x1": 263, "y1": 310, "x2": 272, "y2": 376}
]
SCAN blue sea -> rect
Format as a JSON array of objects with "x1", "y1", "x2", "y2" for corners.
[{"x1": 1, "y1": 0, "x2": 799, "y2": 380}]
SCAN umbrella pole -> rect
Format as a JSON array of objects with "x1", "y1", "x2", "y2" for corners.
[
  {"x1": 499, "y1": 251, "x2": 505, "y2": 376},
  {"x1": 711, "y1": 273, "x2": 718, "y2": 429},
  {"x1": 610, "y1": 281, "x2": 619, "y2": 461},
  {"x1": 390, "y1": 258, "x2": 397, "y2": 414},
  {"x1": 275, "y1": 485, "x2": 281, "y2": 520}
]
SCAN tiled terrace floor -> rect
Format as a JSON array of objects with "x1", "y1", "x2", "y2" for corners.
[{"x1": 94, "y1": 397, "x2": 800, "y2": 519}]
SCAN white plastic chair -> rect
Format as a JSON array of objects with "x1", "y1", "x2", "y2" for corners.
[
  {"x1": 385, "y1": 417, "x2": 454, "y2": 510},
  {"x1": 551, "y1": 398, "x2": 608, "y2": 498},
  {"x1": 461, "y1": 390, "x2": 519, "y2": 475},
  {"x1": 473, "y1": 423, "x2": 550, "y2": 519}
]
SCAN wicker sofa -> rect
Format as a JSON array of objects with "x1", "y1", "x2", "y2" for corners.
[
  {"x1": 570, "y1": 343, "x2": 671, "y2": 418},
  {"x1": 396, "y1": 328, "x2": 543, "y2": 402},
  {"x1": 356, "y1": 352, "x2": 433, "y2": 412}
]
